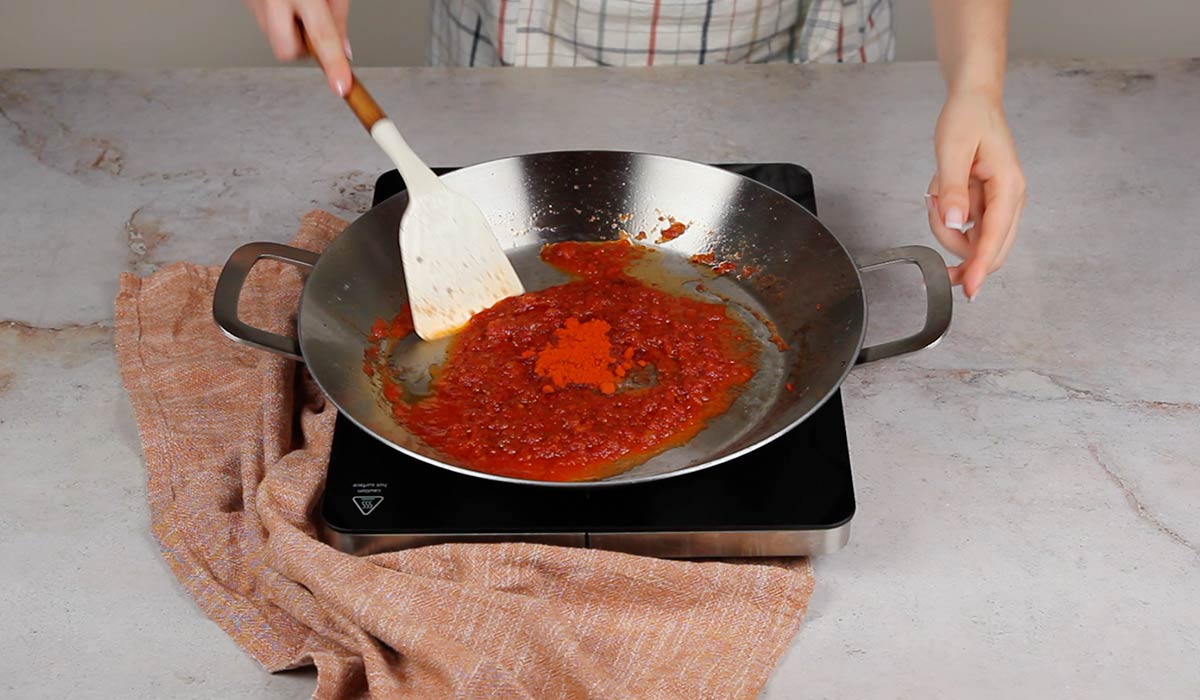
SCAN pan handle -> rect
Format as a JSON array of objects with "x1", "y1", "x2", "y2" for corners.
[
  {"x1": 212, "y1": 242, "x2": 320, "y2": 361},
  {"x1": 854, "y1": 245, "x2": 953, "y2": 365}
]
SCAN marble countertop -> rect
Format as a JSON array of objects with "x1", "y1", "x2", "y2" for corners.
[{"x1": 1, "y1": 61, "x2": 1197, "y2": 698}]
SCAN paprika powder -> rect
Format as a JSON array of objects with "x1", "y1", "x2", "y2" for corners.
[{"x1": 532, "y1": 317, "x2": 639, "y2": 395}]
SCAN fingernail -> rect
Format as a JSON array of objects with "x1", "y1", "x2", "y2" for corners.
[
  {"x1": 923, "y1": 192, "x2": 934, "y2": 200},
  {"x1": 344, "y1": 38, "x2": 354, "y2": 62},
  {"x1": 966, "y1": 293, "x2": 975, "y2": 303},
  {"x1": 959, "y1": 220, "x2": 976, "y2": 233},
  {"x1": 945, "y1": 207, "x2": 965, "y2": 231},
  {"x1": 334, "y1": 79, "x2": 349, "y2": 97}
]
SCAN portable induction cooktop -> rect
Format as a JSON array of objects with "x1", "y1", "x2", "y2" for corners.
[{"x1": 319, "y1": 162, "x2": 855, "y2": 558}]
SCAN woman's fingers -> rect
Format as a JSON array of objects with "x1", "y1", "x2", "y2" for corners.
[
  {"x1": 295, "y1": 0, "x2": 352, "y2": 96},
  {"x1": 330, "y1": 0, "x2": 353, "y2": 60},
  {"x1": 933, "y1": 126, "x2": 977, "y2": 233},
  {"x1": 926, "y1": 192, "x2": 972, "y2": 260},
  {"x1": 264, "y1": 0, "x2": 304, "y2": 61},
  {"x1": 991, "y1": 197, "x2": 1024, "y2": 273},
  {"x1": 969, "y1": 178, "x2": 984, "y2": 226},
  {"x1": 249, "y1": 0, "x2": 352, "y2": 96},
  {"x1": 947, "y1": 264, "x2": 965, "y2": 287},
  {"x1": 960, "y1": 173, "x2": 1024, "y2": 299}
]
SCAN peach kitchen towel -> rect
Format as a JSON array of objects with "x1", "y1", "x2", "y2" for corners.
[{"x1": 113, "y1": 210, "x2": 815, "y2": 700}]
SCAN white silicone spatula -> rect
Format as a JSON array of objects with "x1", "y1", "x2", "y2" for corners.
[{"x1": 304, "y1": 37, "x2": 524, "y2": 340}]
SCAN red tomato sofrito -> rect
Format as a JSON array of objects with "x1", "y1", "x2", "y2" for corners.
[{"x1": 364, "y1": 239, "x2": 758, "y2": 482}]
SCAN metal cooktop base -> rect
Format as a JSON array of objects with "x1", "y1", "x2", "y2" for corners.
[{"x1": 318, "y1": 162, "x2": 855, "y2": 558}]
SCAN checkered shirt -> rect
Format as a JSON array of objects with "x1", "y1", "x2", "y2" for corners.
[{"x1": 429, "y1": 0, "x2": 895, "y2": 67}]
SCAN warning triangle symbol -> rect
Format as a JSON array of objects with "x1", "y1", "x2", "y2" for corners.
[{"x1": 352, "y1": 496, "x2": 384, "y2": 516}]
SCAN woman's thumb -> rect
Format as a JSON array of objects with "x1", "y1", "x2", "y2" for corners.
[{"x1": 935, "y1": 138, "x2": 975, "y2": 231}]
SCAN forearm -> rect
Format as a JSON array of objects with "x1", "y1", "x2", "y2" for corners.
[{"x1": 929, "y1": 0, "x2": 1011, "y2": 98}]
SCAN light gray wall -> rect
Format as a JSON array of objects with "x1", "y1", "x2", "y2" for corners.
[
  {"x1": 896, "y1": 1, "x2": 1200, "y2": 62},
  {"x1": 0, "y1": 0, "x2": 432, "y2": 69},
  {"x1": 2, "y1": 0, "x2": 1198, "y2": 68}
]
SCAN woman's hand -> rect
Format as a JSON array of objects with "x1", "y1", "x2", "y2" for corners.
[
  {"x1": 926, "y1": 87, "x2": 1025, "y2": 300},
  {"x1": 245, "y1": 0, "x2": 353, "y2": 97}
]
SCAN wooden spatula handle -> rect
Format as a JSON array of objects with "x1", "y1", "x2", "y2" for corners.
[
  {"x1": 299, "y1": 26, "x2": 385, "y2": 131},
  {"x1": 342, "y1": 80, "x2": 386, "y2": 131}
]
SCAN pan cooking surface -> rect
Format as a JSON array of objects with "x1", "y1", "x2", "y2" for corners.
[{"x1": 297, "y1": 152, "x2": 867, "y2": 486}]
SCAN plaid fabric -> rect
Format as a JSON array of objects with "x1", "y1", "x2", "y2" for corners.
[{"x1": 429, "y1": 0, "x2": 894, "y2": 67}]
